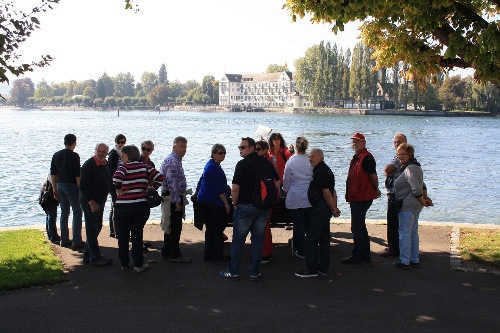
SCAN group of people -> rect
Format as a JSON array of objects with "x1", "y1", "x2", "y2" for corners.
[{"x1": 42, "y1": 130, "x2": 433, "y2": 277}]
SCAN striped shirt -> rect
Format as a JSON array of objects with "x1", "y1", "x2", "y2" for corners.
[{"x1": 113, "y1": 161, "x2": 164, "y2": 204}]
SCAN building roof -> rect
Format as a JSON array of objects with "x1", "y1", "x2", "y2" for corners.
[{"x1": 224, "y1": 71, "x2": 293, "y2": 83}]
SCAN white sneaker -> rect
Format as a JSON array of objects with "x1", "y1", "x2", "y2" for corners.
[{"x1": 134, "y1": 264, "x2": 150, "y2": 273}]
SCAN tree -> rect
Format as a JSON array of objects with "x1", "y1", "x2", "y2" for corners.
[
  {"x1": 201, "y1": 75, "x2": 215, "y2": 103},
  {"x1": 96, "y1": 72, "x2": 114, "y2": 99},
  {"x1": 284, "y1": 0, "x2": 500, "y2": 87},
  {"x1": 0, "y1": 0, "x2": 58, "y2": 98},
  {"x1": 266, "y1": 64, "x2": 287, "y2": 73},
  {"x1": 83, "y1": 86, "x2": 97, "y2": 100},
  {"x1": 114, "y1": 72, "x2": 135, "y2": 97},
  {"x1": 158, "y1": 63, "x2": 168, "y2": 85},
  {"x1": 147, "y1": 84, "x2": 171, "y2": 106},
  {"x1": 9, "y1": 78, "x2": 35, "y2": 107},
  {"x1": 439, "y1": 75, "x2": 467, "y2": 110},
  {"x1": 34, "y1": 79, "x2": 52, "y2": 99},
  {"x1": 140, "y1": 71, "x2": 158, "y2": 95}
]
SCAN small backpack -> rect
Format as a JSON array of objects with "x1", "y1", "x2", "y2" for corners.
[{"x1": 251, "y1": 158, "x2": 278, "y2": 209}]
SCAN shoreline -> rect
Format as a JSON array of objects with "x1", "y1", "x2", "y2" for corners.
[
  {"x1": 2, "y1": 105, "x2": 494, "y2": 117},
  {"x1": 3, "y1": 218, "x2": 500, "y2": 232}
]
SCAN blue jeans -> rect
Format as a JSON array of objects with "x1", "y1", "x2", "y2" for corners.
[
  {"x1": 289, "y1": 207, "x2": 311, "y2": 256},
  {"x1": 227, "y1": 204, "x2": 270, "y2": 276},
  {"x1": 349, "y1": 200, "x2": 373, "y2": 260},
  {"x1": 46, "y1": 204, "x2": 59, "y2": 241},
  {"x1": 305, "y1": 201, "x2": 331, "y2": 273},
  {"x1": 57, "y1": 183, "x2": 82, "y2": 244},
  {"x1": 81, "y1": 199, "x2": 105, "y2": 262},
  {"x1": 398, "y1": 210, "x2": 421, "y2": 265}
]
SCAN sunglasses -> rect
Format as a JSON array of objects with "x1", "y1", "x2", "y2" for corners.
[
  {"x1": 141, "y1": 147, "x2": 152, "y2": 152},
  {"x1": 216, "y1": 151, "x2": 226, "y2": 155},
  {"x1": 118, "y1": 140, "x2": 126, "y2": 144},
  {"x1": 238, "y1": 146, "x2": 248, "y2": 150}
]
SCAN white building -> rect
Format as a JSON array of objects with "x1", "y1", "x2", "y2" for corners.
[{"x1": 219, "y1": 71, "x2": 313, "y2": 108}]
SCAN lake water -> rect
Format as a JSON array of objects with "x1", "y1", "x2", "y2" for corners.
[{"x1": 1, "y1": 108, "x2": 499, "y2": 228}]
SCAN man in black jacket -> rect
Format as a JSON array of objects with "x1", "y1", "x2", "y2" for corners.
[{"x1": 79, "y1": 143, "x2": 112, "y2": 266}]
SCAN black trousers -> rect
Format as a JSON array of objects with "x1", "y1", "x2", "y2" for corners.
[{"x1": 386, "y1": 194, "x2": 400, "y2": 254}]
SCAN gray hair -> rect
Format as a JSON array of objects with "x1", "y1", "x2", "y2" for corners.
[
  {"x1": 211, "y1": 143, "x2": 226, "y2": 159},
  {"x1": 141, "y1": 140, "x2": 154, "y2": 149},
  {"x1": 310, "y1": 148, "x2": 324, "y2": 159},
  {"x1": 94, "y1": 143, "x2": 109, "y2": 152},
  {"x1": 173, "y1": 136, "x2": 187, "y2": 145}
]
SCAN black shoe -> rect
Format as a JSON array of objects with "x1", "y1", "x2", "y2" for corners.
[
  {"x1": 91, "y1": 258, "x2": 113, "y2": 267},
  {"x1": 143, "y1": 246, "x2": 149, "y2": 253},
  {"x1": 318, "y1": 269, "x2": 328, "y2": 276},
  {"x1": 341, "y1": 256, "x2": 363, "y2": 265},
  {"x1": 72, "y1": 241, "x2": 85, "y2": 250},
  {"x1": 60, "y1": 241, "x2": 72, "y2": 248},
  {"x1": 109, "y1": 232, "x2": 116, "y2": 238},
  {"x1": 295, "y1": 270, "x2": 318, "y2": 278},
  {"x1": 143, "y1": 242, "x2": 152, "y2": 248},
  {"x1": 261, "y1": 254, "x2": 273, "y2": 264},
  {"x1": 393, "y1": 261, "x2": 410, "y2": 270},
  {"x1": 410, "y1": 262, "x2": 419, "y2": 268}
]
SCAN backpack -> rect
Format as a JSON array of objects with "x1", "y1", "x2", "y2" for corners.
[{"x1": 250, "y1": 158, "x2": 278, "y2": 209}]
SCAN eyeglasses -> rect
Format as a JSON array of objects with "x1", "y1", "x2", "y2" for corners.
[
  {"x1": 238, "y1": 146, "x2": 248, "y2": 150},
  {"x1": 256, "y1": 147, "x2": 262, "y2": 151},
  {"x1": 396, "y1": 153, "x2": 408, "y2": 157},
  {"x1": 118, "y1": 140, "x2": 126, "y2": 144},
  {"x1": 216, "y1": 151, "x2": 226, "y2": 155},
  {"x1": 141, "y1": 147, "x2": 152, "y2": 152}
]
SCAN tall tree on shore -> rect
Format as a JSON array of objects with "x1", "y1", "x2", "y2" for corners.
[
  {"x1": 158, "y1": 64, "x2": 168, "y2": 85},
  {"x1": 201, "y1": 75, "x2": 216, "y2": 103},
  {"x1": 114, "y1": 72, "x2": 135, "y2": 97},
  {"x1": 34, "y1": 79, "x2": 52, "y2": 99},
  {"x1": 140, "y1": 72, "x2": 158, "y2": 96},
  {"x1": 8, "y1": 78, "x2": 35, "y2": 107},
  {"x1": 96, "y1": 72, "x2": 114, "y2": 99},
  {"x1": 284, "y1": 0, "x2": 500, "y2": 87}
]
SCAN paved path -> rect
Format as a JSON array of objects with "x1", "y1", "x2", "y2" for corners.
[{"x1": 1, "y1": 222, "x2": 499, "y2": 332}]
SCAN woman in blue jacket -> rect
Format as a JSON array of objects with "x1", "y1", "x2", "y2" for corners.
[{"x1": 197, "y1": 144, "x2": 231, "y2": 261}]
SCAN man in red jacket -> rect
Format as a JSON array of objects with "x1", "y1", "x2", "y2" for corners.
[{"x1": 342, "y1": 133, "x2": 381, "y2": 264}]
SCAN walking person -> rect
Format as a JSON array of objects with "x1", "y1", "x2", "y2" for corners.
[
  {"x1": 342, "y1": 133, "x2": 381, "y2": 265},
  {"x1": 50, "y1": 133, "x2": 83, "y2": 249},
  {"x1": 79, "y1": 143, "x2": 113, "y2": 266}
]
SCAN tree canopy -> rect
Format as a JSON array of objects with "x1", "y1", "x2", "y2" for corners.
[{"x1": 284, "y1": 0, "x2": 500, "y2": 86}]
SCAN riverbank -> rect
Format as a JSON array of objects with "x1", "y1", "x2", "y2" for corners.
[{"x1": 3, "y1": 105, "x2": 495, "y2": 116}]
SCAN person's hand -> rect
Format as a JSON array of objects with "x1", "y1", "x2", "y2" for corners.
[
  {"x1": 175, "y1": 202, "x2": 182, "y2": 211},
  {"x1": 424, "y1": 197, "x2": 434, "y2": 207},
  {"x1": 224, "y1": 202, "x2": 231, "y2": 215},
  {"x1": 89, "y1": 200, "x2": 100, "y2": 213},
  {"x1": 332, "y1": 207, "x2": 341, "y2": 217},
  {"x1": 53, "y1": 190, "x2": 59, "y2": 201}
]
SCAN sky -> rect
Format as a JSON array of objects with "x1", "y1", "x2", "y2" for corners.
[{"x1": 12, "y1": 0, "x2": 363, "y2": 86}]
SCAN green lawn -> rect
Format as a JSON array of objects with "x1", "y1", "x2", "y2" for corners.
[
  {"x1": 460, "y1": 228, "x2": 500, "y2": 270},
  {"x1": 0, "y1": 229, "x2": 66, "y2": 291}
]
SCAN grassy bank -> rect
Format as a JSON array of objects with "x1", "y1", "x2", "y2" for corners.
[
  {"x1": 460, "y1": 228, "x2": 500, "y2": 270},
  {"x1": 0, "y1": 229, "x2": 66, "y2": 291}
]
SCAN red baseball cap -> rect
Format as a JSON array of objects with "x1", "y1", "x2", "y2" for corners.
[{"x1": 351, "y1": 132, "x2": 365, "y2": 141}]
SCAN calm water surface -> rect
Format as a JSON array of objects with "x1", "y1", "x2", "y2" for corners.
[{"x1": 1, "y1": 109, "x2": 499, "y2": 227}]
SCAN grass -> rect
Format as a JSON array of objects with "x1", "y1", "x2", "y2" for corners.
[
  {"x1": 460, "y1": 228, "x2": 500, "y2": 270},
  {"x1": 0, "y1": 229, "x2": 66, "y2": 291}
]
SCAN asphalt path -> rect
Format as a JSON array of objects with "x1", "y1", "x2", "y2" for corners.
[{"x1": 1, "y1": 222, "x2": 499, "y2": 332}]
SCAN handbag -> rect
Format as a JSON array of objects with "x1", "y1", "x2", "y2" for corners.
[
  {"x1": 389, "y1": 191, "x2": 411, "y2": 213},
  {"x1": 147, "y1": 187, "x2": 163, "y2": 208},
  {"x1": 145, "y1": 167, "x2": 163, "y2": 208}
]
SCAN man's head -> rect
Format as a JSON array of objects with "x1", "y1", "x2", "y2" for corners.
[
  {"x1": 173, "y1": 136, "x2": 187, "y2": 158},
  {"x1": 256, "y1": 140, "x2": 269, "y2": 157},
  {"x1": 64, "y1": 134, "x2": 77, "y2": 148},
  {"x1": 94, "y1": 143, "x2": 109, "y2": 162},
  {"x1": 141, "y1": 140, "x2": 155, "y2": 156},
  {"x1": 351, "y1": 132, "x2": 366, "y2": 154},
  {"x1": 239, "y1": 137, "x2": 255, "y2": 158},
  {"x1": 309, "y1": 148, "x2": 324, "y2": 167},
  {"x1": 393, "y1": 133, "x2": 407, "y2": 150},
  {"x1": 115, "y1": 134, "x2": 126, "y2": 148}
]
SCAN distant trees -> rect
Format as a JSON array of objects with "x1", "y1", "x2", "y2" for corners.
[
  {"x1": 158, "y1": 63, "x2": 168, "y2": 85},
  {"x1": 8, "y1": 78, "x2": 35, "y2": 107},
  {"x1": 97, "y1": 73, "x2": 114, "y2": 99},
  {"x1": 266, "y1": 64, "x2": 287, "y2": 73}
]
